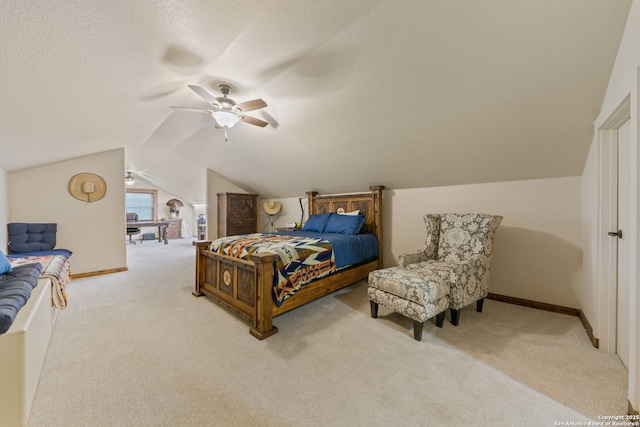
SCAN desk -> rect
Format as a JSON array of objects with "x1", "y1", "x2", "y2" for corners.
[{"x1": 127, "y1": 221, "x2": 169, "y2": 244}]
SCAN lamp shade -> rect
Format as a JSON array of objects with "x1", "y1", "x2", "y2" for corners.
[{"x1": 212, "y1": 111, "x2": 240, "y2": 128}]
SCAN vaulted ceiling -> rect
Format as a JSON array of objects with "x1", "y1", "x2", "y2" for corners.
[{"x1": 1, "y1": 0, "x2": 632, "y2": 204}]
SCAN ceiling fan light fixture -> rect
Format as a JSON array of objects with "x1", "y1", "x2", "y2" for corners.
[
  {"x1": 212, "y1": 110, "x2": 240, "y2": 128},
  {"x1": 125, "y1": 171, "x2": 135, "y2": 186}
]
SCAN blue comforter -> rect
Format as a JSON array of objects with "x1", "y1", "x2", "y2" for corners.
[
  {"x1": 0, "y1": 264, "x2": 42, "y2": 334},
  {"x1": 273, "y1": 230, "x2": 379, "y2": 268}
]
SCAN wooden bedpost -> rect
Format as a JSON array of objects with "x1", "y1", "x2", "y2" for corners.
[
  {"x1": 249, "y1": 252, "x2": 279, "y2": 339},
  {"x1": 306, "y1": 191, "x2": 318, "y2": 218},
  {"x1": 369, "y1": 186, "x2": 384, "y2": 268},
  {"x1": 192, "y1": 240, "x2": 210, "y2": 297}
]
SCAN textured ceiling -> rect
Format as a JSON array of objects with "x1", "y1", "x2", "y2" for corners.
[{"x1": 0, "y1": 0, "x2": 632, "y2": 204}]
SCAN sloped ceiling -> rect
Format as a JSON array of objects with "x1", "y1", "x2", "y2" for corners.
[{"x1": 0, "y1": 0, "x2": 632, "y2": 204}]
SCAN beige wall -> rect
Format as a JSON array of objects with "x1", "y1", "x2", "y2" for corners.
[
  {"x1": 9, "y1": 149, "x2": 126, "y2": 275},
  {"x1": 0, "y1": 168, "x2": 8, "y2": 249},
  {"x1": 259, "y1": 196, "x2": 307, "y2": 232},
  {"x1": 581, "y1": 141, "x2": 599, "y2": 331}
]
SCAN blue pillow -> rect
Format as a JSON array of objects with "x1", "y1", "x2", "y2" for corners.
[
  {"x1": 324, "y1": 213, "x2": 366, "y2": 235},
  {"x1": 301, "y1": 213, "x2": 332, "y2": 233},
  {"x1": 0, "y1": 250, "x2": 12, "y2": 274}
]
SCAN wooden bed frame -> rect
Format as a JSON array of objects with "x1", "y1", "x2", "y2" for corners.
[{"x1": 192, "y1": 185, "x2": 384, "y2": 339}]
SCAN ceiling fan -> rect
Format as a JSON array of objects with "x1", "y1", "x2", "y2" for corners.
[{"x1": 171, "y1": 84, "x2": 268, "y2": 140}]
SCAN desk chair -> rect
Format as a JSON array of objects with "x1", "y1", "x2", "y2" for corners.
[{"x1": 126, "y1": 213, "x2": 141, "y2": 245}]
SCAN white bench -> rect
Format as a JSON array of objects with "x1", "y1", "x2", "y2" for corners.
[{"x1": 0, "y1": 278, "x2": 55, "y2": 427}]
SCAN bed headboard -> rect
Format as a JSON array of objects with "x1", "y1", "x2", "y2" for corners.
[{"x1": 306, "y1": 185, "x2": 385, "y2": 265}]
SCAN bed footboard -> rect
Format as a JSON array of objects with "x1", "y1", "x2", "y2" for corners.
[{"x1": 193, "y1": 241, "x2": 280, "y2": 339}]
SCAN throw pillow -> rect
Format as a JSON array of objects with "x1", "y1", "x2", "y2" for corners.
[
  {"x1": 324, "y1": 213, "x2": 365, "y2": 235},
  {"x1": 0, "y1": 250, "x2": 12, "y2": 274},
  {"x1": 301, "y1": 213, "x2": 332, "y2": 233}
]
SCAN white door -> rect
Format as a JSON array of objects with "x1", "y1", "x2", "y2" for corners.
[{"x1": 616, "y1": 118, "x2": 631, "y2": 369}]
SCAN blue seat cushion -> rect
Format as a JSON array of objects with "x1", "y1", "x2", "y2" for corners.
[{"x1": 0, "y1": 264, "x2": 43, "y2": 334}]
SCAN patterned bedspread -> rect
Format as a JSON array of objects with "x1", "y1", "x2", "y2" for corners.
[
  {"x1": 209, "y1": 233, "x2": 335, "y2": 306},
  {"x1": 9, "y1": 255, "x2": 70, "y2": 309}
]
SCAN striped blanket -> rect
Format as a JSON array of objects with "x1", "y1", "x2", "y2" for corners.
[
  {"x1": 209, "y1": 233, "x2": 335, "y2": 306},
  {"x1": 9, "y1": 255, "x2": 70, "y2": 309}
]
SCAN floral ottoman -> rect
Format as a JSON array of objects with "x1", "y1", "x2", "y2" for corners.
[{"x1": 368, "y1": 267, "x2": 449, "y2": 341}]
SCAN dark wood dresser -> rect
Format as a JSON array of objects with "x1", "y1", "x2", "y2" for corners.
[{"x1": 217, "y1": 193, "x2": 259, "y2": 237}]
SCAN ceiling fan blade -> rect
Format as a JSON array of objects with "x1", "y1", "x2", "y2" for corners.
[
  {"x1": 188, "y1": 85, "x2": 220, "y2": 106},
  {"x1": 170, "y1": 106, "x2": 214, "y2": 114},
  {"x1": 236, "y1": 98, "x2": 267, "y2": 112},
  {"x1": 240, "y1": 115, "x2": 269, "y2": 127}
]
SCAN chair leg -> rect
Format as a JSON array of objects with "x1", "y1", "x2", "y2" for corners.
[
  {"x1": 476, "y1": 298, "x2": 484, "y2": 313},
  {"x1": 435, "y1": 311, "x2": 445, "y2": 328},
  {"x1": 450, "y1": 308, "x2": 460, "y2": 326},
  {"x1": 370, "y1": 301, "x2": 378, "y2": 318},
  {"x1": 413, "y1": 320, "x2": 424, "y2": 341}
]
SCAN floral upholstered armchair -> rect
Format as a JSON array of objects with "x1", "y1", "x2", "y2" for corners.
[{"x1": 398, "y1": 213, "x2": 502, "y2": 325}]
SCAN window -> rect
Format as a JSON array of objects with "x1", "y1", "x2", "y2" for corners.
[{"x1": 126, "y1": 189, "x2": 157, "y2": 221}]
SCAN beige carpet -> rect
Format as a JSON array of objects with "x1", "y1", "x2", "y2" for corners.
[{"x1": 28, "y1": 238, "x2": 628, "y2": 426}]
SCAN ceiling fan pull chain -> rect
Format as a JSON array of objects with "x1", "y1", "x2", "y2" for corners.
[{"x1": 224, "y1": 130, "x2": 229, "y2": 142}]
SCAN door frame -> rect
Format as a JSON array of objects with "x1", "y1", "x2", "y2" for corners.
[{"x1": 597, "y1": 93, "x2": 630, "y2": 352}]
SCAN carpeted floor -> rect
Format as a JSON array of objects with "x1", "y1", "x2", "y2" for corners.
[{"x1": 28, "y1": 238, "x2": 629, "y2": 426}]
